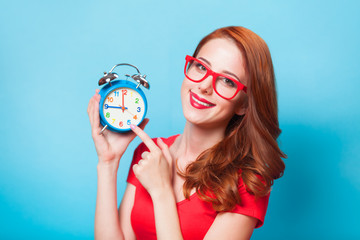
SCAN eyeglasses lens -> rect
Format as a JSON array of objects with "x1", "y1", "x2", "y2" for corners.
[
  {"x1": 214, "y1": 76, "x2": 238, "y2": 99},
  {"x1": 186, "y1": 59, "x2": 206, "y2": 81},
  {"x1": 186, "y1": 59, "x2": 238, "y2": 99}
]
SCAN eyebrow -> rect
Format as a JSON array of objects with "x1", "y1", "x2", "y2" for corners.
[{"x1": 198, "y1": 57, "x2": 242, "y2": 83}]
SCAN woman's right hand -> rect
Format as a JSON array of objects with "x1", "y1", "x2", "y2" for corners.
[{"x1": 87, "y1": 89, "x2": 149, "y2": 166}]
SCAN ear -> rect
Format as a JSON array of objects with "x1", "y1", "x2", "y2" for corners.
[
  {"x1": 235, "y1": 106, "x2": 246, "y2": 116},
  {"x1": 234, "y1": 95, "x2": 248, "y2": 116}
]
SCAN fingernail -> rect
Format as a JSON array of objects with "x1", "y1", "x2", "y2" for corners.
[{"x1": 130, "y1": 124, "x2": 136, "y2": 130}]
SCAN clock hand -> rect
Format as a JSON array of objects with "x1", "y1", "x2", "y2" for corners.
[
  {"x1": 118, "y1": 105, "x2": 128, "y2": 110},
  {"x1": 121, "y1": 91, "x2": 125, "y2": 113},
  {"x1": 125, "y1": 109, "x2": 134, "y2": 116},
  {"x1": 104, "y1": 104, "x2": 127, "y2": 110},
  {"x1": 125, "y1": 109, "x2": 138, "y2": 120}
]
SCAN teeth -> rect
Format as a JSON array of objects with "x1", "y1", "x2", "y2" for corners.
[{"x1": 192, "y1": 95, "x2": 212, "y2": 107}]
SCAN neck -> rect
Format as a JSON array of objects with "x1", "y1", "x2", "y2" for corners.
[{"x1": 172, "y1": 121, "x2": 227, "y2": 169}]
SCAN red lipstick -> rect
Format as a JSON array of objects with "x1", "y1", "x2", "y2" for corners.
[{"x1": 189, "y1": 91, "x2": 216, "y2": 109}]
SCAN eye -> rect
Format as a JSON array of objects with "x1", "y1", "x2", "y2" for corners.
[
  {"x1": 195, "y1": 62, "x2": 207, "y2": 71},
  {"x1": 219, "y1": 77, "x2": 236, "y2": 88}
]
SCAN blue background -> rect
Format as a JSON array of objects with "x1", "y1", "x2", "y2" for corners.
[{"x1": 1, "y1": 0, "x2": 359, "y2": 239}]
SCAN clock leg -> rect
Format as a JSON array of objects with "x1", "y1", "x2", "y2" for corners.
[{"x1": 99, "y1": 124, "x2": 108, "y2": 135}]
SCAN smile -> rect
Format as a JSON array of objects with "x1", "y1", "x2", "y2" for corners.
[{"x1": 190, "y1": 91, "x2": 216, "y2": 109}]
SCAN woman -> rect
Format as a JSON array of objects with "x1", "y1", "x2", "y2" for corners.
[{"x1": 87, "y1": 26, "x2": 286, "y2": 240}]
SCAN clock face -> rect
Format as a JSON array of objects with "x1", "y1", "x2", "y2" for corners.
[{"x1": 101, "y1": 87, "x2": 146, "y2": 130}]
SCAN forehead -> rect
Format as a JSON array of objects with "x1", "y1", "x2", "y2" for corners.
[{"x1": 196, "y1": 38, "x2": 247, "y2": 84}]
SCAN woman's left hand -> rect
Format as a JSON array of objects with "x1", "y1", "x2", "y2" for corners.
[{"x1": 130, "y1": 124, "x2": 173, "y2": 197}]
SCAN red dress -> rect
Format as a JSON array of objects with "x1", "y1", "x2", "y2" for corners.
[{"x1": 127, "y1": 135, "x2": 270, "y2": 240}]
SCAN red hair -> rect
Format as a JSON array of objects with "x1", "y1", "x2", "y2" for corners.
[{"x1": 180, "y1": 26, "x2": 286, "y2": 211}]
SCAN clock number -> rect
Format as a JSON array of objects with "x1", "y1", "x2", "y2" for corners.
[
  {"x1": 137, "y1": 107, "x2": 141, "y2": 112},
  {"x1": 105, "y1": 104, "x2": 109, "y2": 109},
  {"x1": 107, "y1": 97, "x2": 113, "y2": 102},
  {"x1": 114, "y1": 91, "x2": 119, "y2": 97},
  {"x1": 130, "y1": 92, "x2": 133, "y2": 97},
  {"x1": 135, "y1": 98, "x2": 139, "y2": 104},
  {"x1": 119, "y1": 121, "x2": 123, "y2": 127},
  {"x1": 122, "y1": 89, "x2": 127, "y2": 95},
  {"x1": 127, "y1": 120, "x2": 131, "y2": 125},
  {"x1": 112, "y1": 119, "x2": 115, "y2": 124},
  {"x1": 106, "y1": 112, "x2": 110, "y2": 118},
  {"x1": 133, "y1": 115, "x2": 137, "y2": 120}
]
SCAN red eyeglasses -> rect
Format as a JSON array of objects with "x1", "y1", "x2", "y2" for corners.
[{"x1": 184, "y1": 55, "x2": 247, "y2": 100}]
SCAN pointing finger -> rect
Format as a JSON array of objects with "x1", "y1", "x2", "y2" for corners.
[{"x1": 130, "y1": 124, "x2": 158, "y2": 152}]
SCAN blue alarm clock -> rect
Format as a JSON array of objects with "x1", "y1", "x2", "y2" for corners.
[{"x1": 98, "y1": 63, "x2": 150, "y2": 133}]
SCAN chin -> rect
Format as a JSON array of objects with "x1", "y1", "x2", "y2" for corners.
[{"x1": 183, "y1": 109, "x2": 230, "y2": 130}]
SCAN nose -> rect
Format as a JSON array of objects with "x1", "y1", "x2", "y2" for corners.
[{"x1": 198, "y1": 75, "x2": 213, "y2": 95}]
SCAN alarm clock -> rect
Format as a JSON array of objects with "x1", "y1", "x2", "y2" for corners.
[{"x1": 98, "y1": 63, "x2": 150, "y2": 134}]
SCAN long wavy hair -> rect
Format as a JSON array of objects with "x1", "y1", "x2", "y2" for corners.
[{"x1": 180, "y1": 26, "x2": 286, "y2": 212}]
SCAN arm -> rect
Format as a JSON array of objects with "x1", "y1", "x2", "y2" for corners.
[
  {"x1": 95, "y1": 162, "x2": 124, "y2": 240},
  {"x1": 118, "y1": 184, "x2": 137, "y2": 240},
  {"x1": 204, "y1": 173, "x2": 269, "y2": 239},
  {"x1": 150, "y1": 185, "x2": 183, "y2": 240},
  {"x1": 130, "y1": 126, "x2": 183, "y2": 240},
  {"x1": 87, "y1": 89, "x2": 148, "y2": 240},
  {"x1": 204, "y1": 212, "x2": 257, "y2": 240}
]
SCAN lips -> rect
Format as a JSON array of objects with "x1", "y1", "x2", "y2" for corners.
[{"x1": 189, "y1": 91, "x2": 216, "y2": 109}]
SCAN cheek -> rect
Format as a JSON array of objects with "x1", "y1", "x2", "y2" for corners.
[
  {"x1": 180, "y1": 78, "x2": 189, "y2": 105},
  {"x1": 180, "y1": 79, "x2": 186, "y2": 98},
  {"x1": 180, "y1": 77, "x2": 192, "y2": 96}
]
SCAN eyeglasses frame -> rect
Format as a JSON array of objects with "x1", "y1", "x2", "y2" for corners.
[{"x1": 184, "y1": 55, "x2": 247, "y2": 100}]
